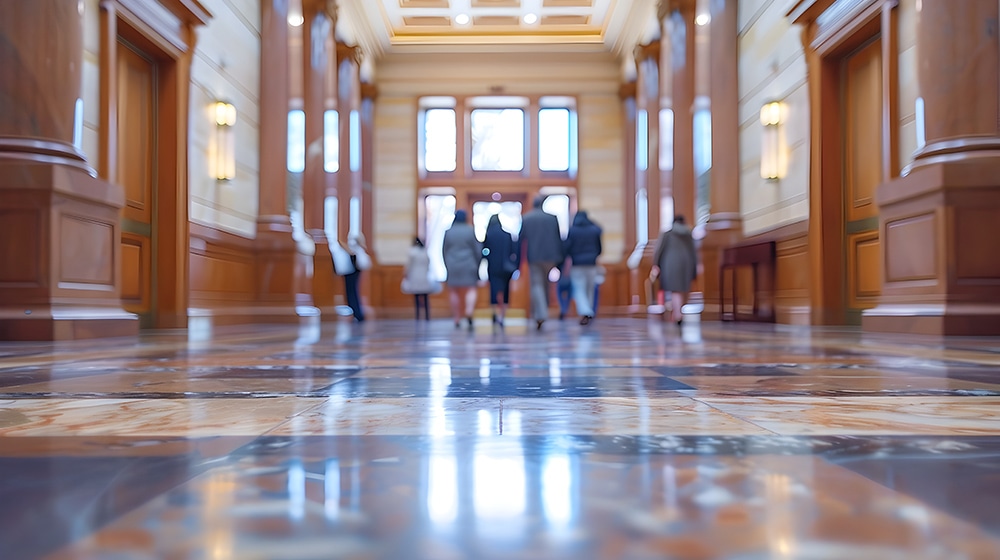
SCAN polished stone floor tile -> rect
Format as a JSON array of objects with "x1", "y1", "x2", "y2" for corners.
[
  {"x1": 698, "y1": 396, "x2": 1000, "y2": 435},
  {"x1": 677, "y1": 375, "x2": 1000, "y2": 397},
  {"x1": 0, "y1": 397, "x2": 326, "y2": 436},
  {"x1": 271, "y1": 397, "x2": 502, "y2": 436},
  {"x1": 498, "y1": 397, "x2": 772, "y2": 435}
]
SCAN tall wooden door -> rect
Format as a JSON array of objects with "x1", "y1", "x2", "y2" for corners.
[
  {"x1": 117, "y1": 40, "x2": 157, "y2": 327},
  {"x1": 842, "y1": 37, "x2": 883, "y2": 323}
]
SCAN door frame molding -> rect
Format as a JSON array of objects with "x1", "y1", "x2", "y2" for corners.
[
  {"x1": 791, "y1": 0, "x2": 899, "y2": 324},
  {"x1": 98, "y1": 0, "x2": 210, "y2": 328}
]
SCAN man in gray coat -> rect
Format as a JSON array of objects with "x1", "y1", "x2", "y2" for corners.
[{"x1": 520, "y1": 196, "x2": 564, "y2": 329}]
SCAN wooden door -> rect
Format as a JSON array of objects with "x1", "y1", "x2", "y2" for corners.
[
  {"x1": 842, "y1": 37, "x2": 883, "y2": 323},
  {"x1": 117, "y1": 40, "x2": 157, "y2": 326}
]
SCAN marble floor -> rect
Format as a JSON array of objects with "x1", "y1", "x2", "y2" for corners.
[{"x1": 3, "y1": 317, "x2": 1000, "y2": 559}]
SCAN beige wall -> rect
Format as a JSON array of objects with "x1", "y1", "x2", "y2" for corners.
[
  {"x1": 81, "y1": 0, "x2": 262, "y2": 238},
  {"x1": 896, "y1": 0, "x2": 918, "y2": 172},
  {"x1": 372, "y1": 51, "x2": 625, "y2": 265},
  {"x1": 737, "y1": 0, "x2": 810, "y2": 236},
  {"x1": 189, "y1": 0, "x2": 261, "y2": 237}
]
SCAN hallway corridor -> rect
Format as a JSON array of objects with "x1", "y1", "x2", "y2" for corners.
[{"x1": 3, "y1": 318, "x2": 1000, "y2": 558}]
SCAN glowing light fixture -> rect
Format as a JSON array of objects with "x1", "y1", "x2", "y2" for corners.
[
  {"x1": 695, "y1": 13, "x2": 711, "y2": 26},
  {"x1": 523, "y1": 13, "x2": 538, "y2": 24},
  {"x1": 759, "y1": 101, "x2": 785, "y2": 180},
  {"x1": 214, "y1": 101, "x2": 237, "y2": 181},
  {"x1": 455, "y1": 13, "x2": 470, "y2": 25}
]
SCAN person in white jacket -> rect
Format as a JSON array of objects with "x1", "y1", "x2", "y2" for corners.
[{"x1": 401, "y1": 237, "x2": 436, "y2": 320}]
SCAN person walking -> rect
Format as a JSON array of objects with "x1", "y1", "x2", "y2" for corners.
[
  {"x1": 520, "y1": 196, "x2": 564, "y2": 330},
  {"x1": 651, "y1": 215, "x2": 698, "y2": 326},
  {"x1": 563, "y1": 210, "x2": 602, "y2": 325},
  {"x1": 442, "y1": 209, "x2": 482, "y2": 329},
  {"x1": 344, "y1": 233, "x2": 371, "y2": 322},
  {"x1": 401, "y1": 237, "x2": 435, "y2": 321},
  {"x1": 482, "y1": 214, "x2": 520, "y2": 328}
]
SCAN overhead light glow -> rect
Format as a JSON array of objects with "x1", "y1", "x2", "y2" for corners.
[
  {"x1": 288, "y1": 13, "x2": 304, "y2": 27},
  {"x1": 455, "y1": 13, "x2": 470, "y2": 25},
  {"x1": 523, "y1": 13, "x2": 538, "y2": 25},
  {"x1": 695, "y1": 13, "x2": 711, "y2": 26}
]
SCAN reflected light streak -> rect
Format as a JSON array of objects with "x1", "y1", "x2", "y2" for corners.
[
  {"x1": 474, "y1": 454, "x2": 527, "y2": 520},
  {"x1": 478, "y1": 409, "x2": 494, "y2": 435},
  {"x1": 663, "y1": 465, "x2": 677, "y2": 508},
  {"x1": 288, "y1": 459, "x2": 306, "y2": 521},
  {"x1": 479, "y1": 358, "x2": 491, "y2": 385},
  {"x1": 324, "y1": 459, "x2": 340, "y2": 520},
  {"x1": 542, "y1": 454, "x2": 573, "y2": 528},
  {"x1": 548, "y1": 357, "x2": 562, "y2": 386},
  {"x1": 429, "y1": 361, "x2": 453, "y2": 435},
  {"x1": 428, "y1": 455, "x2": 459, "y2": 525}
]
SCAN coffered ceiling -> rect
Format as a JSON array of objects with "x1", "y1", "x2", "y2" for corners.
[{"x1": 337, "y1": 0, "x2": 659, "y2": 58}]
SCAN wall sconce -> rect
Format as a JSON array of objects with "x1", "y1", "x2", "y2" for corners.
[
  {"x1": 759, "y1": 101, "x2": 786, "y2": 180},
  {"x1": 214, "y1": 100, "x2": 236, "y2": 181}
]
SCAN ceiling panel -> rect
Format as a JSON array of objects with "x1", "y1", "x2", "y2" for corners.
[{"x1": 338, "y1": 0, "x2": 659, "y2": 57}]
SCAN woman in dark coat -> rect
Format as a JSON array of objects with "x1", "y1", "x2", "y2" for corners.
[
  {"x1": 442, "y1": 209, "x2": 482, "y2": 328},
  {"x1": 482, "y1": 214, "x2": 520, "y2": 327},
  {"x1": 652, "y1": 215, "x2": 698, "y2": 325}
]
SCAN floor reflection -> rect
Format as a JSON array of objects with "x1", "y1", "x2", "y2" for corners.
[{"x1": 2, "y1": 318, "x2": 1000, "y2": 558}]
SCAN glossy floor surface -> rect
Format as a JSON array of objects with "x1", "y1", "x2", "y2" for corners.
[{"x1": 3, "y1": 317, "x2": 1000, "y2": 559}]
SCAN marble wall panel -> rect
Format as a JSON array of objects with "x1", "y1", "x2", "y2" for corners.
[
  {"x1": 373, "y1": 98, "x2": 419, "y2": 264},
  {"x1": 737, "y1": 0, "x2": 810, "y2": 237},
  {"x1": 578, "y1": 94, "x2": 625, "y2": 261},
  {"x1": 897, "y1": 0, "x2": 918, "y2": 170},
  {"x1": 188, "y1": 0, "x2": 261, "y2": 238}
]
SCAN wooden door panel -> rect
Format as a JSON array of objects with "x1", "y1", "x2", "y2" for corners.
[
  {"x1": 116, "y1": 42, "x2": 155, "y2": 224},
  {"x1": 847, "y1": 231, "x2": 881, "y2": 310},
  {"x1": 845, "y1": 38, "x2": 882, "y2": 223},
  {"x1": 843, "y1": 37, "x2": 883, "y2": 319},
  {"x1": 120, "y1": 232, "x2": 151, "y2": 313},
  {"x1": 116, "y1": 39, "x2": 156, "y2": 325}
]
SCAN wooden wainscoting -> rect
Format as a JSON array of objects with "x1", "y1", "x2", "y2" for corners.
[
  {"x1": 188, "y1": 223, "x2": 261, "y2": 325},
  {"x1": 775, "y1": 230, "x2": 811, "y2": 325}
]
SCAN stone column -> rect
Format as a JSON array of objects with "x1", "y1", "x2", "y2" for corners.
[
  {"x1": 865, "y1": 0, "x2": 1000, "y2": 335},
  {"x1": 0, "y1": 1, "x2": 137, "y2": 340},
  {"x1": 256, "y1": 0, "x2": 311, "y2": 321},
  {"x1": 662, "y1": 0, "x2": 697, "y2": 226},
  {"x1": 301, "y1": 0, "x2": 336, "y2": 316},
  {"x1": 700, "y1": 0, "x2": 743, "y2": 319}
]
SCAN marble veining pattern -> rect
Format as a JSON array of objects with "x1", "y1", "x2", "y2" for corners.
[{"x1": 0, "y1": 318, "x2": 999, "y2": 558}]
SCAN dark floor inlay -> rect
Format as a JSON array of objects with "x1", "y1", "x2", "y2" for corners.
[
  {"x1": 326, "y1": 376, "x2": 693, "y2": 397},
  {"x1": 651, "y1": 364, "x2": 800, "y2": 377}
]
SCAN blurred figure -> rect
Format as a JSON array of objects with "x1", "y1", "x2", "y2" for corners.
[
  {"x1": 442, "y1": 209, "x2": 482, "y2": 329},
  {"x1": 651, "y1": 215, "x2": 698, "y2": 325},
  {"x1": 520, "y1": 196, "x2": 564, "y2": 330},
  {"x1": 563, "y1": 210, "x2": 602, "y2": 325},
  {"x1": 482, "y1": 214, "x2": 520, "y2": 327},
  {"x1": 401, "y1": 237, "x2": 435, "y2": 321},
  {"x1": 557, "y1": 257, "x2": 572, "y2": 320},
  {"x1": 344, "y1": 233, "x2": 371, "y2": 322}
]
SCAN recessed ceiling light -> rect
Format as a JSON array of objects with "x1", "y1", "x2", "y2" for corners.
[
  {"x1": 523, "y1": 13, "x2": 538, "y2": 25},
  {"x1": 695, "y1": 13, "x2": 711, "y2": 26},
  {"x1": 288, "y1": 13, "x2": 304, "y2": 27},
  {"x1": 455, "y1": 13, "x2": 470, "y2": 25}
]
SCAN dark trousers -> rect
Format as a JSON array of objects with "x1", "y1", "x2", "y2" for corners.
[
  {"x1": 413, "y1": 294, "x2": 430, "y2": 320},
  {"x1": 344, "y1": 271, "x2": 364, "y2": 322}
]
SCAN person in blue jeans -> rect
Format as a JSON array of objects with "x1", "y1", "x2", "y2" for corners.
[{"x1": 563, "y1": 211, "x2": 602, "y2": 325}]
